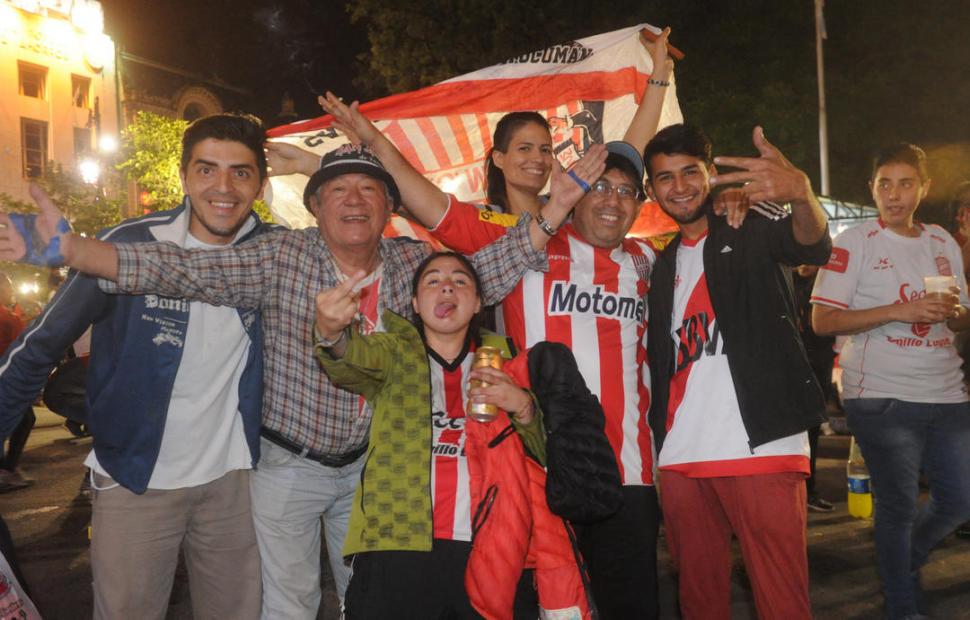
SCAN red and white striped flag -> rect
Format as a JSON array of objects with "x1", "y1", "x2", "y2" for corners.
[{"x1": 267, "y1": 23, "x2": 682, "y2": 238}]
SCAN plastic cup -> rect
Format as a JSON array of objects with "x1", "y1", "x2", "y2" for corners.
[{"x1": 924, "y1": 275, "x2": 958, "y2": 301}]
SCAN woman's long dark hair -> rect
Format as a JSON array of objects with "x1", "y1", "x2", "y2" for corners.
[
  {"x1": 411, "y1": 251, "x2": 483, "y2": 347},
  {"x1": 484, "y1": 112, "x2": 551, "y2": 211}
]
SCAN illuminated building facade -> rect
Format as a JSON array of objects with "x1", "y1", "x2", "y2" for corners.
[{"x1": 0, "y1": 0, "x2": 119, "y2": 203}]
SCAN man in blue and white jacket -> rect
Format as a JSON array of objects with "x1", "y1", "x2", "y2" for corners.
[{"x1": 0, "y1": 114, "x2": 272, "y2": 620}]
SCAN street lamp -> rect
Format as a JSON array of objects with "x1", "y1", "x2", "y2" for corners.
[
  {"x1": 79, "y1": 157, "x2": 101, "y2": 185},
  {"x1": 99, "y1": 135, "x2": 118, "y2": 153}
]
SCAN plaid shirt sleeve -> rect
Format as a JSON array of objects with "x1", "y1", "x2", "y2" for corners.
[
  {"x1": 469, "y1": 213, "x2": 549, "y2": 306},
  {"x1": 99, "y1": 233, "x2": 283, "y2": 308}
]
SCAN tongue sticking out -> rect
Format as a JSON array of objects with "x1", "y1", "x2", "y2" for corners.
[{"x1": 434, "y1": 302, "x2": 456, "y2": 318}]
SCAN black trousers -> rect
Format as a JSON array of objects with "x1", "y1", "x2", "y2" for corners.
[
  {"x1": 0, "y1": 408, "x2": 35, "y2": 471},
  {"x1": 576, "y1": 485, "x2": 660, "y2": 620},
  {"x1": 345, "y1": 539, "x2": 537, "y2": 620}
]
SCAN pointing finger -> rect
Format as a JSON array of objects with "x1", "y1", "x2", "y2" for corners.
[
  {"x1": 710, "y1": 170, "x2": 760, "y2": 186},
  {"x1": 711, "y1": 155, "x2": 769, "y2": 171}
]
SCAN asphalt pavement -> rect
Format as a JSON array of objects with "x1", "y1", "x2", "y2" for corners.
[{"x1": 2, "y1": 408, "x2": 970, "y2": 619}]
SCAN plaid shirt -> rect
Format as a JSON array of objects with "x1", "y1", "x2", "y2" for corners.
[{"x1": 103, "y1": 217, "x2": 547, "y2": 456}]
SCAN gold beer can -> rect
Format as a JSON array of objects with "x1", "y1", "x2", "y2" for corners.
[{"x1": 467, "y1": 346, "x2": 503, "y2": 422}]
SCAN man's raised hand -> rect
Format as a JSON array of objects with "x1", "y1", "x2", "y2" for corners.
[
  {"x1": 319, "y1": 92, "x2": 380, "y2": 146},
  {"x1": 265, "y1": 141, "x2": 320, "y2": 177},
  {"x1": 547, "y1": 143, "x2": 608, "y2": 215},
  {"x1": 314, "y1": 271, "x2": 367, "y2": 342},
  {"x1": 710, "y1": 126, "x2": 814, "y2": 206}
]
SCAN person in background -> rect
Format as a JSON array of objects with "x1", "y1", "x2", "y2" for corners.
[
  {"x1": 948, "y1": 180, "x2": 970, "y2": 541},
  {"x1": 812, "y1": 143, "x2": 970, "y2": 619},
  {"x1": 948, "y1": 181, "x2": 970, "y2": 273},
  {"x1": 793, "y1": 263, "x2": 837, "y2": 512},
  {"x1": 0, "y1": 272, "x2": 34, "y2": 493}
]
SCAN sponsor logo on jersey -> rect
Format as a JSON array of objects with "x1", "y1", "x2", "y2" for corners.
[
  {"x1": 674, "y1": 312, "x2": 724, "y2": 372},
  {"x1": 896, "y1": 283, "x2": 930, "y2": 338},
  {"x1": 432, "y1": 411, "x2": 466, "y2": 456},
  {"x1": 548, "y1": 281, "x2": 644, "y2": 322},
  {"x1": 873, "y1": 257, "x2": 893, "y2": 271},
  {"x1": 631, "y1": 253, "x2": 653, "y2": 281},
  {"x1": 822, "y1": 247, "x2": 849, "y2": 273},
  {"x1": 888, "y1": 335, "x2": 924, "y2": 347}
]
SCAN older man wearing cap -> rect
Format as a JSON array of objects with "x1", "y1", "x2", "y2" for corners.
[{"x1": 54, "y1": 140, "x2": 604, "y2": 619}]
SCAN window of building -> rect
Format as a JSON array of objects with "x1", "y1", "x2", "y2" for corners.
[
  {"x1": 74, "y1": 127, "x2": 92, "y2": 158},
  {"x1": 72, "y1": 75, "x2": 91, "y2": 108},
  {"x1": 18, "y1": 62, "x2": 47, "y2": 99},
  {"x1": 22, "y1": 119, "x2": 49, "y2": 178}
]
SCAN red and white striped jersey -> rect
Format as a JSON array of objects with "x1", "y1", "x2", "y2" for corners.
[
  {"x1": 428, "y1": 347, "x2": 475, "y2": 542},
  {"x1": 433, "y1": 197, "x2": 657, "y2": 485},
  {"x1": 659, "y1": 235, "x2": 809, "y2": 477},
  {"x1": 353, "y1": 274, "x2": 384, "y2": 421}
]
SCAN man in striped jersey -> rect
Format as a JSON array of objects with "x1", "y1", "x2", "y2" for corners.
[
  {"x1": 324, "y1": 95, "x2": 664, "y2": 616},
  {"x1": 644, "y1": 123, "x2": 830, "y2": 619}
]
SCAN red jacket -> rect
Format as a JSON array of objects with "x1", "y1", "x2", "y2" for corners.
[{"x1": 464, "y1": 353, "x2": 592, "y2": 620}]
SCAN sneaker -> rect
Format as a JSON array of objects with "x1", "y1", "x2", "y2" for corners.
[
  {"x1": 0, "y1": 469, "x2": 33, "y2": 493},
  {"x1": 64, "y1": 420, "x2": 89, "y2": 438},
  {"x1": 807, "y1": 495, "x2": 835, "y2": 512}
]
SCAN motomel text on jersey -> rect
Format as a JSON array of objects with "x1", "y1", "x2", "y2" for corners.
[{"x1": 548, "y1": 281, "x2": 645, "y2": 322}]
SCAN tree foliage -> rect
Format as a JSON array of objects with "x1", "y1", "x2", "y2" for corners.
[
  {"x1": 116, "y1": 111, "x2": 188, "y2": 211},
  {"x1": 0, "y1": 164, "x2": 125, "y2": 237}
]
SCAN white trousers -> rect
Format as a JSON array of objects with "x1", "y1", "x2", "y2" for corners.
[{"x1": 251, "y1": 437, "x2": 364, "y2": 620}]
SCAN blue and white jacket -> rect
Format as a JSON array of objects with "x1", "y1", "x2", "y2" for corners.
[{"x1": 0, "y1": 201, "x2": 271, "y2": 494}]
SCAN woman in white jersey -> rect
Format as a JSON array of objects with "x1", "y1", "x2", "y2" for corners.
[
  {"x1": 811, "y1": 143, "x2": 970, "y2": 620},
  {"x1": 314, "y1": 252, "x2": 590, "y2": 619}
]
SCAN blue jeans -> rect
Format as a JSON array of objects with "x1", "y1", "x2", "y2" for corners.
[{"x1": 845, "y1": 398, "x2": 970, "y2": 619}]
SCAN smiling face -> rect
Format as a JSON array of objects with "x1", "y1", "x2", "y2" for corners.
[
  {"x1": 180, "y1": 138, "x2": 266, "y2": 245},
  {"x1": 491, "y1": 121, "x2": 554, "y2": 199},
  {"x1": 309, "y1": 172, "x2": 392, "y2": 256},
  {"x1": 870, "y1": 162, "x2": 930, "y2": 234},
  {"x1": 412, "y1": 255, "x2": 482, "y2": 340},
  {"x1": 646, "y1": 152, "x2": 714, "y2": 229},
  {"x1": 571, "y1": 168, "x2": 643, "y2": 249}
]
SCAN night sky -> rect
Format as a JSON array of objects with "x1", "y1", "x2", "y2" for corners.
[{"x1": 100, "y1": 0, "x2": 367, "y2": 122}]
